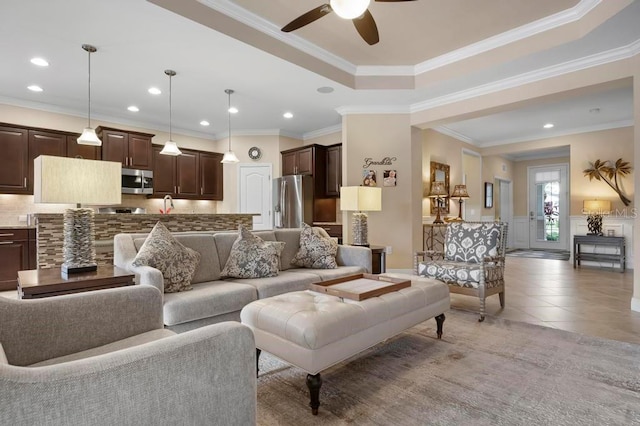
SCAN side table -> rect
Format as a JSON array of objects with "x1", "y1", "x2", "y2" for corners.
[
  {"x1": 573, "y1": 235, "x2": 625, "y2": 272},
  {"x1": 18, "y1": 266, "x2": 135, "y2": 299},
  {"x1": 369, "y1": 245, "x2": 386, "y2": 274}
]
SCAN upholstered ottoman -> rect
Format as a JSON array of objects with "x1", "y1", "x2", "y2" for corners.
[{"x1": 240, "y1": 275, "x2": 449, "y2": 415}]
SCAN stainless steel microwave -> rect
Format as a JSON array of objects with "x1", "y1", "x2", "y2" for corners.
[{"x1": 122, "y1": 168, "x2": 153, "y2": 194}]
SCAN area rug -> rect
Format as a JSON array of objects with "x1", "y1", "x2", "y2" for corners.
[
  {"x1": 256, "y1": 309, "x2": 640, "y2": 425},
  {"x1": 506, "y1": 249, "x2": 570, "y2": 261}
]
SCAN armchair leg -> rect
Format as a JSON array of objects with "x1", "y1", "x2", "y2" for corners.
[
  {"x1": 499, "y1": 291, "x2": 505, "y2": 308},
  {"x1": 479, "y1": 296, "x2": 486, "y2": 322},
  {"x1": 256, "y1": 348, "x2": 261, "y2": 378}
]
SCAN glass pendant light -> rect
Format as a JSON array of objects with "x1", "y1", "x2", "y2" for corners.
[
  {"x1": 221, "y1": 89, "x2": 239, "y2": 163},
  {"x1": 77, "y1": 44, "x2": 101, "y2": 146},
  {"x1": 160, "y1": 69, "x2": 182, "y2": 156}
]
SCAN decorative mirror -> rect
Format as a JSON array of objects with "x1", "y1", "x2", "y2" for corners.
[{"x1": 429, "y1": 161, "x2": 450, "y2": 214}]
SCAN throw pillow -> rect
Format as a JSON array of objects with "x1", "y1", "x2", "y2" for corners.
[
  {"x1": 132, "y1": 222, "x2": 201, "y2": 293},
  {"x1": 291, "y1": 223, "x2": 338, "y2": 269},
  {"x1": 221, "y1": 225, "x2": 285, "y2": 278}
]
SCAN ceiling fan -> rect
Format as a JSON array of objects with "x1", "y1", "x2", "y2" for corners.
[{"x1": 281, "y1": 0, "x2": 416, "y2": 46}]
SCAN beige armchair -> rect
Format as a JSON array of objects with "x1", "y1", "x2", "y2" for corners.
[
  {"x1": 415, "y1": 221, "x2": 507, "y2": 322},
  {"x1": 0, "y1": 286, "x2": 256, "y2": 425}
]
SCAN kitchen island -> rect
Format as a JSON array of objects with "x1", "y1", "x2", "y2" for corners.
[{"x1": 34, "y1": 213, "x2": 254, "y2": 269}]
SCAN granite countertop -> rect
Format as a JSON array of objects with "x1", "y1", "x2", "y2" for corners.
[
  {"x1": 313, "y1": 222, "x2": 342, "y2": 225},
  {"x1": 0, "y1": 225, "x2": 36, "y2": 229}
]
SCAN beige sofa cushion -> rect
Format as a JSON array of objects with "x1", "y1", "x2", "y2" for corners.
[{"x1": 229, "y1": 270, "x2": 321, "y2": 299}]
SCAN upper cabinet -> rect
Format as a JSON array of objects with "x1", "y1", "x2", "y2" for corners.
[
  {"x1": 281, "y1": 144, "x2": 342, "y2": 198},
  {"x1": 97, "y1": 126, "x2": 153, "y2": 170},
  {"x1": 0, "y1": 125, "x2": 29, "y2": 194},
  {"x1": 27, "y1": 130, "x2": 66, "y2": 193},
  {"x1": 325, "y1": 144, "x2": 342, "y2": 198},
  {"x1": 66, "y1": 134, "x2": 101, "y2": 161},
  {"x1": 152, "y1": 145, "x2": 223, "y2": 200},
  {"x1": 282, "y1": 146, "x2": 314, "y2": 176}
]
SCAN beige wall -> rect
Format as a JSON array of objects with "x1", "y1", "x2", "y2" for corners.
[
  {"x1": 462, "y1": 151, "x2": 482, "y2": 221},
  {"x1": 342, "y1": 114, "x2": 421, "y2": 269},
  {"x1": 305, "y1": 131, "x2": 341, "y2": 146},
  {"x1": 482, "y1": 155, "x2": 515, "y2": 218}
]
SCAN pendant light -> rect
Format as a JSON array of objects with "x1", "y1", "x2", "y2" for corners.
[
  {"x1": 160, "y1": 69, "x2": 182, "y2": 156},
  {"x1": 77, "y1": 44, "x2": 101, "y2": 146},
  {"x1": 221, "y1": 89, "x2": 239, "y2": 163}
]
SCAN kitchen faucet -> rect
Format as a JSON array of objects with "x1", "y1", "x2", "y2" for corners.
[{"x1": 163, "y1": 195, "x2": 174, "y2": 214}]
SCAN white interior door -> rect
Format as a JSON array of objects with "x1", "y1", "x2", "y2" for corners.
[
  {"x1": 238, "y1": 164, "x2": 272, "y2": 230},
  {"x1": 528, "y1": 164, "x2": 568, "y2": 250}
]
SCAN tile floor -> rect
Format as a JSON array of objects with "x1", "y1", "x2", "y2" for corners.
[{"x1": 449, "y1": 256, "x2": 640, "y2": 344}]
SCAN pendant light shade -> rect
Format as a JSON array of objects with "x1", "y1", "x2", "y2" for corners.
[
  {"x1": 221, "y1": 89, "x2": 240, "y2": 164},
  {"x1": 160, "y1": 69, "x2": 182, "y2": 156},
  {"x1": 77, "y1": 44, "x2": 101, "y2": 146}
]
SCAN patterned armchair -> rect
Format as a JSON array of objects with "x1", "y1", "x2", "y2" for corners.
[{"x1": 414, "y1": 221, "x2": 508, "y2": 322}]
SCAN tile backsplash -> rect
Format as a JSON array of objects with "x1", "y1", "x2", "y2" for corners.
[{"x1": 0, "y1": 194, "x2": 218, "y2": 226}]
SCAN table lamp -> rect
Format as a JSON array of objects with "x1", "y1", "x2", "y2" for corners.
[
  {"x1": 427, "y1": 181, "x2": 448, "y2": 224},
  {"x1": 582, "y1": 199, "x2": 611, "y2": 236},
  {"x1": 340, "y1": 186, "x2": 382, "y2": 246},
  {"x1": 34, "y1": 155, "x2": 121, "y2": 275},
  {"x1": 450, "y1": 184, "x2": 470, "y2": 221}
]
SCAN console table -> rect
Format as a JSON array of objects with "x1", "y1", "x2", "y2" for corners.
[{"x1": 573, "y1": 235, "x2": 625, "y2": 272}]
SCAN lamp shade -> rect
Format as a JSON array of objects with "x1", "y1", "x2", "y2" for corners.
[
  {"x1": 583, "y1": 199, "x2": 611, "y2": 214},
  {"x1": 428, "y1": 181, "x2": 448, "y2": 198},
  {"x1": 340, "y1": 186, "x2": 382, "y2": 212},
  {"x1": 450, "y1": 184, "x2": 469, "y2": 199},
  {"x1": 159, "y1": 141, "x2": 182, "y2": 156},
  {"x1": 221, "y1": 150, "x2": 240, "y2": 163},
  {"x1": 34, "y1": 155, "x2": 121, "y2": 205},
  {"x1": 77, "y1": 127, "x2": 101, "y2": 146}
]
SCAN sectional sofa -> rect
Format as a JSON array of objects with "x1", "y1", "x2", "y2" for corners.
[{"x1": 114, "y1": 227, "x2": 372, "y2": 332}]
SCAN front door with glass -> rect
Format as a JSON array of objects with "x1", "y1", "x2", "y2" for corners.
[{"x1": 528, "y1": 164, "x2": 568, "y2": 250}]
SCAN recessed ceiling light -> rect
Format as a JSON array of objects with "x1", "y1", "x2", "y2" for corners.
[
  {"x1": 127, "y1": 106, "x2": 139, "y2": 112},
  {"x1": 200, "y1": 120, "x2": 210, "y2": 126},
  {"x1": 27, "y1": 85, "x2": 43, "y2": 92},
  {"x1": 228, "y1": 107, "x2": 238, "y2": 114},
  {"x1": 148, "y1": 87, "x2": 161, "y2": 95},
  {"x1": 317, "y1": 86, "x2": 334, "y2": 94},
  {"x1": 283, "y1": 112, "x2": 293, "y2": 119},
  {"x1": 543, "y1": 123, "x2": 554, "y2": 129},
  {"x1": 30, "y1": 57, "x2": 49, "y2": 67}
]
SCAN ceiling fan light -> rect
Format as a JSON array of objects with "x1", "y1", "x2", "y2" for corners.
[
  {"x1": 330, "y1": 0, "x2": 370, "y2": 19},
  {"x1": 77, "y1": 127, "x2": 102, "y2": 146},
  {"x1": 221, "y1": 150, "x2": 240, "y2": 163},
  {"x1": 160, "y1": 140, "x2": 182, "y2": 156}
]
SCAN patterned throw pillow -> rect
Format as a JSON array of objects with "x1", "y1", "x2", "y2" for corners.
[
  {"x1": 221, "y1": 225, "x2": 285, "y2": 278},
  {"x1": 291, "y1": 223, "x2": 338, "y2": 269},
  {"x1": 445, "y1": 222, "x2": 501, "y2": 263},
  {"x1": 132, "y1": 222, "x2": 201, "y2": 293}
]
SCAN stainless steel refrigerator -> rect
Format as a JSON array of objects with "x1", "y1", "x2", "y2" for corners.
[{"x1": 273, "y1": 175, "x2": 314, "y2": 228}]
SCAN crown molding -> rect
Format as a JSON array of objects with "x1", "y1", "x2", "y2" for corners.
[
  {"x1": 506, "y1": 148, "x2": 571, "y2": 162},
  {"x1": 197, "y1": 0, "x2": 357, "y2": 75},
  {"x1": 414, "y1": 0, "x2": 601, "y2": 75},
  {"x1": 303, "y1": 124, "x2": 342, "y2": 140},
  {"x1": 433, "y1": 126, "x2": 476, "y2": 145},
  {"x1": 411, "y1": 38, "x2": 640, "y2": 113},
  {"x1": 478, "y1": 119, "x2": 633, "y2": 147},
  {"x1": 215, "y1": 128, "x2": 302, "y2": 140},
  {"x1": 203, "y1": 0, "x2": 603, "y2": 79}
]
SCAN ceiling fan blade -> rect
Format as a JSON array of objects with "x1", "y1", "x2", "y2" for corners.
[
  {"x1": 281, "y1": 4, "x2": 332, "y2": 32},
  {"x1": 353, "y1": 9, "x2": 379, "y2": 45}
]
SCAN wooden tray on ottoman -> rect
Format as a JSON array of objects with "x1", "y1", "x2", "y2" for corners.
[{"x1": 309, "y1": 273, "x2": 410, "y2": 301}]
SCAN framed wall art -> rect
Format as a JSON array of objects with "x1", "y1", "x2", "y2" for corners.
[{"x1": 484, "y1": 182, "x2": 493, "y2": 208}]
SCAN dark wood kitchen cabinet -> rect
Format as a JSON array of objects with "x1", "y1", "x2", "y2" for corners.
[
  {"x1": 66, "y1": 134, "x2": 101, "y2": 160},
  {"x1": 282, "y1": 146, "x2": 314, "y2": 175},
  {"x1": 0, "y1": 228, "x2": 36, "y2": 291},
  {"x1": 152, "y1": 145, "x2": 223, "y2": 200},
  {"x1": 0, "y1": 125, "x2": 29, "y2": 194},
  {"x1": 199, "y1": 152, "x2": 224, "y2": 200},
  {"x1": 97, "y1": 126, "x2": 153, "y2": 170},
  {"x1": 27, "y1": 130, "x2": 66, "y2": 192},
  {"x1": 326, "y1": 144, "x2": 342, "y2": 197}
]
